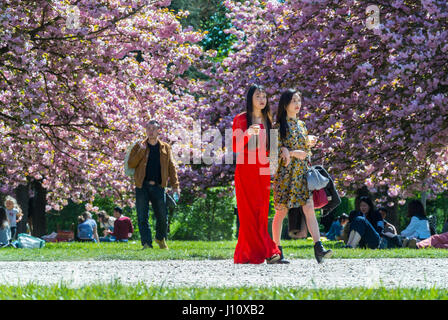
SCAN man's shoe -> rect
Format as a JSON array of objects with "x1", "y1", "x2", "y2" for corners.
[
  {"x1": 142, "y1": 243, "x2": 152, "y2": 250},
  {"x1": 314, "y1": 241, "x2": 333, "y2": 264},
  {"x1": 155, "y1": 238, "x2": 169, "y2": 249}
]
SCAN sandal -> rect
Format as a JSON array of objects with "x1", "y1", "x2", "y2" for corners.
[{"x1": 266, "y1": 254, "x2": 281, "y2": 264}]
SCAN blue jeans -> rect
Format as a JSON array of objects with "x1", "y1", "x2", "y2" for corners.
[
  {"x1": 10, "y1": 227, "x2": 17, "y2": 240},
  {"x1": 135, "y1": 181, "x2": 168, "y2": 246},
  {"x1": 99, "y1": 236, "x2": 116, "y2": 242},
  {"x1": 350, "y1": 216, "x2": 380, "y2": 249}
]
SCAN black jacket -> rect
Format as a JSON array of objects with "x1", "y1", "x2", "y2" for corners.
[
  {"x1": 314, "y1": 165, "x2": 341, "y2": 216},
  {"x1": 288, "y1": 165, "x2": 341, "y2": 236}
]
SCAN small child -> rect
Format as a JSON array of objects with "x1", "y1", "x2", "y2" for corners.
[
  {"x1": 0, "y1": 207, "x2": 11, "y2": 246},
  {"x1": 4, "y1": 196, "x2": 23, "y2": 240}
]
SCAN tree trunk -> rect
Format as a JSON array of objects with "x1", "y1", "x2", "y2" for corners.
[
  {"x1": 376, "y1": 185, "x2": 400, "y2": 232},
  {"x1": 30, "y1": 180, "x2": 47, "y2": 237},
  {"x1": 421, "y1": 190, "x2": 428, "y2": 210},
  {"x1": 386, "y1": 203, "x2": 399, "y2": 233},
  {"x1": 14, "y1": 183, "x2": 30, "y2": 234}
]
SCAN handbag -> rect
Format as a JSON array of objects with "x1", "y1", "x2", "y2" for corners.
[
  {"x1": 165, "y1": 192, "x2": 177, "y2": 209},
  {"x1": 124, "y1": 141, "x2": 137, "y2": 177},
  {"x1": 313, "y1": 189, "x2": 329, "y2": 209},
  {"x1": 306, "y1": 166, "x2": 329, "y2": 191}
]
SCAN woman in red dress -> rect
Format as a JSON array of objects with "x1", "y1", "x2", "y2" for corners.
[{"x1": 232, "y1": 84, "x2": 281, "y2": 264}]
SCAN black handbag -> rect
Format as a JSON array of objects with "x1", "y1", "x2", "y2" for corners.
[
  {"x1": 313, "y1": 165, "x2": 341, "y2": 216},
  {"x1": 165, "y1": 192, "x2": 177, "y2": 209}
]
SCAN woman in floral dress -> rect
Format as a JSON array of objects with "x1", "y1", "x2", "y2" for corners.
[{"x1": 271, "y1": 89, "x2": 333, "y2": 263}]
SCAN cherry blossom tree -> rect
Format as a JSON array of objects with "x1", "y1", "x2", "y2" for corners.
[
  {"x1": 199, "y1": 0, "x2": 448, "y2": 203},
  {"x1": 0, "y1": 0, "x2": 208, "y2": 233}
]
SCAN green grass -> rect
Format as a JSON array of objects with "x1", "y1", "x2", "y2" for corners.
[
  {"x1": 1, "y1": 239, "x2": 448, "y2": 261},
  {"x1": 0, "y1": 282, "x2": 446, "y2": 299}
]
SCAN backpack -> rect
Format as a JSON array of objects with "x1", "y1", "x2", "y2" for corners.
[{"x1": 124, "y1": 141, "x2": 138, "y2": 177}]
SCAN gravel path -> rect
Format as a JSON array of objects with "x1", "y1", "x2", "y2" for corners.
[{"x1": 1, "y1": 259, "x2": 447, "y2": 289}]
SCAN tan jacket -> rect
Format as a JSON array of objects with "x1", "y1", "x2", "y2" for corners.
[{"x1": 127, "y1": 138, "x2": 179, "y2": 189}]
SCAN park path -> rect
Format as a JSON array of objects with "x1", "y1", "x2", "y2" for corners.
[{"x1": 1, "y1": 258, "x2": 447, "y2": 288}]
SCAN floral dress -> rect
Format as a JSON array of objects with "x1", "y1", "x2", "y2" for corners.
[{"x1": 273, "y1": 117, "x2": 312, "y2": 210}]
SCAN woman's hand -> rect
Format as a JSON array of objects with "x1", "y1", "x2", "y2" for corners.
[
  {"x1": 280, "y1": 147, "x2": 291, "y2": 166},
  {"x1": 247, "y1": 124, "x2": 261, "y2": 136},
  {"x1": 290, "y1": 150, "x2": 308, "y2": 160},
  {"x1": 307, "y1": 135, "x2": 318, "y2": 147}
]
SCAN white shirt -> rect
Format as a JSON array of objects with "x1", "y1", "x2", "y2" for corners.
[
  {"x1": 100, "y1": 217, "x2": 116, "y2": 230},
  {"x1": 401, "y1": 216, "x2": 431, "y2": 240},
  {"x1": 6, "y1": 209, "x2": 18, "y2": 228}
]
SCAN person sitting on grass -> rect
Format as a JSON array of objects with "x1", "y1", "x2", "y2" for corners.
[
  {"x1": 326, "y1": 213, "x2": 349, "y2": 241},
  {"x1": 77, "y1": 212, "x2": 100, "y2": 243},
  {"x1": 400, "y1": 200, "x2": 431, "y2": 248},
  {"x1": 97, "y1": 210, "x2": 116, "y2": 242},
  {"x1": 414, "y1": 231, "x2": 448, "y2": 249},
  {"x1": 378, "y1": 207, "x2": 402, "y2": 248},
  {"x1": 105, "y1": 207, "x2": 134, "y2": 242},
  {"x1": 344, "y1": 210, "x2": 382, "y2": 249},
  {"x1": 343, "y1": 196, "x2": 386, "y2": 249},
  {"x1": 0, "y1": 207, "x2": 11, "y2": 247}
]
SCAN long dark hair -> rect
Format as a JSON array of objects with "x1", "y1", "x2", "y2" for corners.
[
  {"x1": 357, "y1": 196, "x2": 376, "y2": 218},
  {"x1": 0, "y1": 207, "x2": 8, "y2": 229},
  {"x1": 277, "y1": 89, "x2": 300, "y2": 140},
  {"x1": 246, "y1": 84, "x2": 273, "y2": 149},
  {"x1": 407, "y1": 200, "x2": 427, "y2": 220}
]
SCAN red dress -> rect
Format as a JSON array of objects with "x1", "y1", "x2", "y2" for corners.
[{"x1": 232, "y1": 112, "x2": 281, "y2": 264}]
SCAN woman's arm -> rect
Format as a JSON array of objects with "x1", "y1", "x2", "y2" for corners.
[
  {"x1": 290, "y1": 150, "x2": 309, "y2": 160},
  {"x1": 93, "y1": 226, "x2": 100, "y2": 243}
]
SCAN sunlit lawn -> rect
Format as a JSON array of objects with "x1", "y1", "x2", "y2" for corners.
[
  {"x1": 1, "y1": 239, "x2": 448, "y2": 261},
  {"x1": 0, "y1": 282, "x2": 446, "y2": 300}
]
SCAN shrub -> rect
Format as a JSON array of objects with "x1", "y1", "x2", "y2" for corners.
[{"x1": 169, "y1": 187, "x2": 235, "y2": 241}]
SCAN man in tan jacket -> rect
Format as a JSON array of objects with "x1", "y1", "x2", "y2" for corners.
[{"x1": 128, "y1": 120, "x2": 180, "y2": 249}]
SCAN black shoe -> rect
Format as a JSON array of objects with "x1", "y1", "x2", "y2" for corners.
[
  {"x1": 266, "y1": 254, "x2": 281, "y2": 264},
  {"x1": 276, "y1": 245, "x2": 290, "y2": 264},
  {"x1": 314, "y1": 241, "x2": 333, "y2": 264}
]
